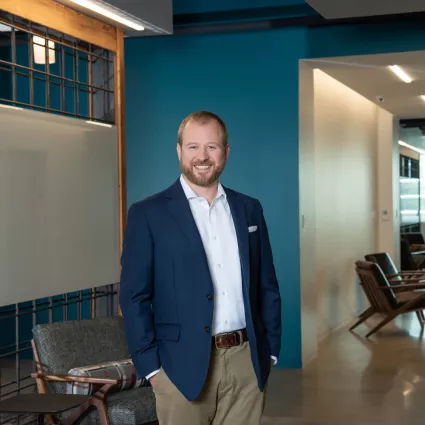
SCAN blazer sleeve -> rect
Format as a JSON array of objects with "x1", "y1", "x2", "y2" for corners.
[
  {"x1": 119, "y1": 203, "x2": 160, "y2": 379},
  {"x1": 258, "y1": 201, "x2": 282, "y2": 360}
]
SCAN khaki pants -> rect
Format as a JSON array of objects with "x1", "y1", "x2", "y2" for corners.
[{"x1": 152, "y1": 342, "x2": 266, "y2": 425}]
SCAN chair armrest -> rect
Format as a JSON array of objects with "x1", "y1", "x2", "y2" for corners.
[
  {"x1": 387, "y1": 276, "x2": 425, "y2": 282},
  {"x1": 380, "y1": 283, "x2": 425, "y2": 290},
  {"x1": 411, "y1": 244, "x2": 425, "y2": 250},
  {"x1": 387, "y1": 272, "x2": 425, "y2": 277},
  {"x1": 31, "y1": 372, "x2": 119, "y2": 385}
]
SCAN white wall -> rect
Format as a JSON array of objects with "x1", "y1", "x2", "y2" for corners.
[
  {"x1": 299, "y1": 65, "x2": 398, "y2": 362},
  {"x1": 299, "y1": 62, "x2": 318, "y2": 365},
  {"x1": 314, "y1": 69, "x2": 379, "y2": 340},
  {"x1": 376, "y1": 109, "x2": 400, "y2": 264},
  {"x1": 0, "y1": 107, "x2": 119, "y2": 307}
]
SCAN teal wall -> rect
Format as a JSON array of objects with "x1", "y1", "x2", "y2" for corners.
[
  {"x1": 172, "y1": 0, "x2": 316, "y2": 24},
  {"x1": 125, "y1": 28, "x2": 307, "y2": 368},
  {"x1": 125, "y1": 18, "x2": 425, "y2": 368},
  {"x1": 0, "y1": 47, "x2": 11, "y2": 101},
  {"x1": 308, "y1": 20, "x2": 425, "y2": 58},
  {"x1": 13, "y1": 42, "x2": 88, "y2": 116}
]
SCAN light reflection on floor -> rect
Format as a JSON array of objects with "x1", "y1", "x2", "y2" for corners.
[{"x1": 264, "y1": 312, "x2": 425, "y2": 424}]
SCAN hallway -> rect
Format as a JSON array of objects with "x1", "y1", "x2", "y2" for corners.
[{"x1": 264, "y1": 313, "x2": 425, "y2": 424}]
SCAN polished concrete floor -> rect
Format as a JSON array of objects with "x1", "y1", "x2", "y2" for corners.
[
  {"x1": 1, "y1": 313, "x2": 424, "y2": 424},
  {"x1": 263, "y1": 313, "x2": 425, "y2": 424}
]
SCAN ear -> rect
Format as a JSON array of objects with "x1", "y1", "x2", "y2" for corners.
[
  {"x1": 225, "y1": 144, "x2": 230, "y2": 160},
  {"x1": 177, "y1": 143, "x2": 182, "y2": 160}
]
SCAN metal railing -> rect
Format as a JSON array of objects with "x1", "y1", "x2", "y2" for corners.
[
  {"x1": 0, "y1": 284, "x2": 118, "y2": 425},
  {"x1": 0, "y1": 11, "x2": 115, "y2": 124}
]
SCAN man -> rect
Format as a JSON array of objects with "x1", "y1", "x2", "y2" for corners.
[{"x1": 120, "y1": 111, "x2": 281, "y2": 425}]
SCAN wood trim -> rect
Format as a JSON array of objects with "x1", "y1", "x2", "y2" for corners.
[
  {"x1": 31, "y1": 340, "x2": 49, "y2": 395},
  {"x1": 1, "y1": 0, "x2": 117, "y2": 52},
  {"x1": 31, "y1": 372, "x2": 119, "y2": 385},
  {"x1": 115, "y1": 27, "x2": 126, "y2": 315}
]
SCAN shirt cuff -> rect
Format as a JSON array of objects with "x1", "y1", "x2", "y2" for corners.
[
  {"x1": 146, "y1": 369, "x2": 160, "y2": 380},
  {"x1": 270, "y1": 356, "x2": 278, "y2": 366}
]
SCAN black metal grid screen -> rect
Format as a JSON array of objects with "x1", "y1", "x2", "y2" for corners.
[
  {"x1": 0, "y1": 284, "x2": 118, "y2": 425},
  {"x1": 0, "y1": 11, "x2": 115, "y2": 124}
]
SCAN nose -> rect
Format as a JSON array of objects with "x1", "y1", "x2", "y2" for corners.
[{"x1": 197, "y1": 146, "x2": 209, "y2": 162}]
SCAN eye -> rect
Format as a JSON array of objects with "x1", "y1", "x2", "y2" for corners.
[
  {"x1": 188, "y1": 146, "x2": 197, "y2": 150},
  {"x1": 208, "y1": 145, "x2": 217, "y2": 150}
]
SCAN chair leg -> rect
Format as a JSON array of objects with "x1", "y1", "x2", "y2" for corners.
[
  {"x1": 349, "y1": 307, "x2": 375, "y2": 331},
  {"x1": 64, "y1": 397, "x2": 111, "y2": 425},
  {"x1": 92, "y1": 399, "x2": 110, "y2": 425},
  {"x1": 366, "y1": 315, "x2": 396, "y2": 338},
  {"x1": 416, "y1": 311, "x2": 425, "y2": 328},
  {"x1": 62, "y1": 400, "x2": 94, "y2": 425}
]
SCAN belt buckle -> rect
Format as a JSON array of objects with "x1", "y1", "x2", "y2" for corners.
[{"x1": 215, "y1": 332, "x2": 237, "y2": 349}]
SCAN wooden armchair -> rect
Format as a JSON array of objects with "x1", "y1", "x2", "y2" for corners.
[
  {"x1": 350, "y1": 261, "x2": 425, "y2": 337},
  {"x1": 364, "y1": 252, "x2": 425, "y2": 282},
  {"x1": 31, "y1": 316, "x2": 158, "y2": 425},
  {"x1": 364, "y1": 252, "x2": 425, "y2": 325},
  {"x1": 400, "y1": 238, "x2": 425, "y2": 271}
]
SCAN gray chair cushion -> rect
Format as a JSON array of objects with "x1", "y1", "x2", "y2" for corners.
[
  {"x1": 32, "y1": 316, "x2": 158, "y2": 425},
  {"x1": 60, "y1": 387, "x2": 157, "y2": 425},
  {"x1": 32, "y1": 316, "x2": 130, "y2": 394}
]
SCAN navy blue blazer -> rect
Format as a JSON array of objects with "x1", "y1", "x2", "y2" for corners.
[{"x1": 119, "y1": 179, "x2": 281, "y2": 401}]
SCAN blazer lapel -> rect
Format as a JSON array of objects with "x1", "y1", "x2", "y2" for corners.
[
  {"x1": 165, "y1": 179, "x2": 250, "y2": 291},
  {"x1": 165, "y1": 179, "x2": 205, "y2": 249},
  {"x1": 224, "y1": 188, "x2": 251, "y2": 292}
]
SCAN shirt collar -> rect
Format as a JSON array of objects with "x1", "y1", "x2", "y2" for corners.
[{"x1": 179, "y1": 174, "x2": 226, "y2": 201}]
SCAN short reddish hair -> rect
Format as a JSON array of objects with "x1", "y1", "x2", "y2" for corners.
[{"x1": 178, "y1": 111, "x2": 228, "y2": 147}]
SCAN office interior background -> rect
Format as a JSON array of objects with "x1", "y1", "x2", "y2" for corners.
[{"x1": 2, "y1": 0, "x2": 425, "y2": 424}]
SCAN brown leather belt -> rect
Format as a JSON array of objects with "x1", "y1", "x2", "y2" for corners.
[{"x1": 213, "y1": 329, "x2": 248, "y2": 349}]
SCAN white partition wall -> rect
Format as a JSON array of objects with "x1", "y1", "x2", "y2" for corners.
[
  {"x1": 299, "y1": 63, "x2": 399, "y2": 364},
  {"x1": 0, "y1": 107, "x2": 119, "y2": 307}
]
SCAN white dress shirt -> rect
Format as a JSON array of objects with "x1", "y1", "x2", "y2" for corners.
[
  {"x1": 146, "y1": 176, "x2": 276, "y2": 380},
  {"x1": 180, "y1": 174, "x2": 246, "y2": 335}
]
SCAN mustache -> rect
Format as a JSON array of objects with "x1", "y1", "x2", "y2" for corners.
[{"x1": 192, "y1": 161, "x2": 214, "y2": 166}]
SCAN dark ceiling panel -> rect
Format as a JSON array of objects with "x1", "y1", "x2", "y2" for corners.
[{"x1": 305, "y1": 0, "x2": 425, "y2": 19}]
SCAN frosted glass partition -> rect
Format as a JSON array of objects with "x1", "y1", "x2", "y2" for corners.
[{"x1": 0, "y1": 107, "x2": 119, "y2": 307}]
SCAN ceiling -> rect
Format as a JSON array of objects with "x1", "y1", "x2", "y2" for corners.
[
  {"x1": 55, "y1": 0, "x2": 173, "y2": 37},
  {"x1": 306, "y1": 51, "x2": 425, "y2": 119},
  {"x1": 304, "y1": 0, "x2": 425, "y2": 19},
  {"x1": 53, "y1": 0, "x2": 425, "y2": 37}
]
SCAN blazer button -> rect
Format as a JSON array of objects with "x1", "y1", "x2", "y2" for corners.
[
  {"x1": 207, "y1": 294, "x2": 213, "y2": 300},
  {"x1": 204, "y1": 326, "x2": 210, "y2": 333}
]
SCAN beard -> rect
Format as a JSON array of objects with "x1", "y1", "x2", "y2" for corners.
[{"x1": 180, "y1": 159, "x2": 226, "y2": 187}]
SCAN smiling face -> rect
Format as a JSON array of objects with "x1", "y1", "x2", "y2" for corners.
[{"x1": 177, "y1": 118, "x2": 229, "y2": 188}]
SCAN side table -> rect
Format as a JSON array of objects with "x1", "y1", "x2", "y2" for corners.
[{"x1": 0, "y1": 393, "x2": 90, "y2": 425}]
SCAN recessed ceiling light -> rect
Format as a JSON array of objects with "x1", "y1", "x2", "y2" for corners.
[
  {"x1": 420, "y1": 95, "x2": 425, "y2": 102},
  {"x1": 388, "y1": 65, "x2": 412, "y2": 83},
  {"x1": 399, "y1": 140, "x2": 425, "y2": 154}
]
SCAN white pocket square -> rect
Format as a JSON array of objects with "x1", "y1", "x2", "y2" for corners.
[{"x1": 248, "y1": 225, "x2": 258, "y2": 233}]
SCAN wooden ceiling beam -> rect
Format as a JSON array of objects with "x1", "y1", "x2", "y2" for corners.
[{"x1": 1, "y1": 0, "x2": 117, "y2": 52}]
